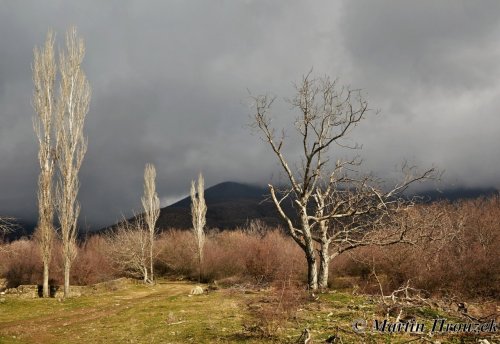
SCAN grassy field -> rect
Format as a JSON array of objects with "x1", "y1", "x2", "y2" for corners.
[{"x1": 0, "y1": 280, "x2": 497, "y2": 343}]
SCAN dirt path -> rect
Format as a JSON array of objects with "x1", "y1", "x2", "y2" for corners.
[{"x1": 0, "y1": 282, "x2": 194, "y2": 344}]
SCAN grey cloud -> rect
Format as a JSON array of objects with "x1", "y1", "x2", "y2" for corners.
[{"x1": 0, "y1": 1, "x2": 499, "y2": 228}]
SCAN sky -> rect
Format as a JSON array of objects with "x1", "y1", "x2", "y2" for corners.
[{"x1": 1, "y1": 0, "x2": 499, "y2": 229}]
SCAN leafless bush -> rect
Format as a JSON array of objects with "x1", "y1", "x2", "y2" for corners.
[
  {"x1": 330, "y1": 197, "x2": 500, "y2": 299},
  {"x1": 105, "y1": 216, "x2": 150, "y2": 282},
  {"x1": 156, "y1": 227, "x2": 305, "y2": 286},
  {"x1": 200, "y1": 231, "x2": 247, "y2": 282},
  {"x1": 155, "y1": 229, "x2": 197, "y2": 277},
  {"x1": 0, "y1": 236, "x2": 114, "y2": 288},
  {"x1": 71, "y1": 235, "x2": 115, "y2": 285},
  {"x1": 0, "y1": 239, "x2": 41, "y2": 288},
  {"x1": 244, "y1": 230, "x2": 304, "y2": 285},
  {"x1": 243, "y1": 280, "x2": 308, "y2": 338},
  {"x1": 2, "y1": 197, "x2": 494, "y2": 298}
]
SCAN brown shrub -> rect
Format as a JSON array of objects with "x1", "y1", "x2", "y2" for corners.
[
  {"x1": 2, "y1": 196, "x2": 496, "y2": 299},
  {"x1": 243, "y1": 280, "x2": 308, "y2": 338},
  {"x1": 330, "y1": 196, "x2": 500, "y2": 299},
  {"x1": 155, "y1": 229, "x2": 197, "y2": 277},
  {"x1": 1, "y1": 239, "x2": 41, "y2": 288},
  {"x1": 155, "y1": 228, "x2": 305, "y2": 286},
  {"x1": 71, "y1": 235, "x2": 115, "y2": 285},
  {"x1": 203, "y1": 230, "x2": 248, "y2": 281},
  {"x1": 0, "y1": 224, "x2": 328, "y2": 290},
  {"x1": 0, "y1": 235, "x2": 114, "y2": 288}
]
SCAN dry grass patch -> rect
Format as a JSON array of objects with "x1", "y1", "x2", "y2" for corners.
[{"x1": 0, "y1": 280, "x2": 497, "y2": 343}]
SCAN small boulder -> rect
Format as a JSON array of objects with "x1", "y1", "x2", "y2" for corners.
[{"x1": 190, "y1": 286, "x2": 204, "y2": 295}]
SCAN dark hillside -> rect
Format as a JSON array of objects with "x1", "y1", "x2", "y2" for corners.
[
  {"x1": 18, "y1": 183, "x2": 496, "y2": 236},
  {"x1": 156, "y1": 181, "x2": 288, "y2": 229}
]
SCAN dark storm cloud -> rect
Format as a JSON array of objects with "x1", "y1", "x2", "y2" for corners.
[
  {"x1": 1, "y1": 1, "x2": 499, "y2": 228},
  {"x1": 337, "y1": 0, "x2": 500, "y2": 188}
]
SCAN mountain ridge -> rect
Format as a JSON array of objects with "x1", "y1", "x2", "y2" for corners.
[
  {"x1": 153, "y1": 183, "x2": 499, "y2": 230},
  {"x1": 4, "y1": 182, "x2": 499, "y2": 239},
  {"x1": 155, "y1": 181, "x2": 283, "y2": 230}
]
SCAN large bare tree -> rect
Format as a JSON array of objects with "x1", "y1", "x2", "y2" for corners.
[
  {"x1": 141, "y1": 163, "x2": 160, "y2": 284},
  {"x1": 32, "y1": 30, "x2": 57, "y2": 298},
  {"x1": 190, "y1": 173, "x2": 207, "y2": 282},
  {"x1": 55, "y1": 27, "x2": 90, "y2": 298},
  {"x1": 252, "y1": 73, "x2": 435, "y2": 290}
]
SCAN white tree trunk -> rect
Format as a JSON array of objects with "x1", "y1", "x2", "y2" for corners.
[
  {"x1": 43, "y1": 262, "x2": 50, "y2": 297},
  {"x1": 143, "y1": 266, "x2": 148, "y2": 284},
  {"x1": 64, "y1": 261, "x2": 71, "y2": 298},
  {"x1": 318, "y1": 242, "x2": 330, "y2": 289}
]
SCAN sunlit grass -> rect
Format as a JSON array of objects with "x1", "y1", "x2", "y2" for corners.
[{"x1": 0, "y1": 281, "x2": 495, "y2": 343}]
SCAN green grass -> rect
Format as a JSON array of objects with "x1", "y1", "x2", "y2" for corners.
[{"x1": 0, "y1": 281, "x2": 497, "y2": 343}]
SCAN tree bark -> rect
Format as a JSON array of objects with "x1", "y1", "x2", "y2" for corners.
[
  {"x1": 306, "y1": 254, "x2": 318, "y2": 291},
  {"x1": 42, "y1": 262, "x2": 49, "y2": 297},
  {"x1": 318, "y1": 243, "x2": 330, "y2": 289},
  {"x1": 198, "y1": 254, "x2": 202, "y2": 283},
  {"x1": 149, "y1": 242, "x2": 154, "y2": 284},
  {"x1": 64, "y1": 261, "x2": 70, "y2": 298},
  {"x1": 302, "y1": 223, "x2": 319, "y2": 290}
]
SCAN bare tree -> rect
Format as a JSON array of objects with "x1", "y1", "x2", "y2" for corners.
[
  {"x1": 106, "y1": 215, "x2": 150, "y2": 282},
  {"x1": 252, "y1": 73, "x2": 435, "y2": 290},
  {"x1": 190, "y1": 173, "x2": 207, "y2": 282},
  {"x1": 55, "y1": 27, "x2": 90, "y2": 298},
  {"x1": 141, "y1": 163, "x2": 160, "y2": 284},
  {"x1": 0, "y1": 217, "x2": 16, "y2": 236},
  {"x1": 0, "y1": 217, "x2": 17, "y2": 253},
  {"x1": 32, "y1": 30, "x2": 57, "y2": 298}
]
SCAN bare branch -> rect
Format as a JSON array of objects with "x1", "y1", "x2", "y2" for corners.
[{"x1": 0, "y1": 217, "x2": 17, "y2": 236}]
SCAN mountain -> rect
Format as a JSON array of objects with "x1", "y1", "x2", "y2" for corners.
[
  {"x1": 152, "y1": 183, "x2": 499, "y2": 231},
  {"x1": 6, "y1": 183, "x2": 498, "y2": 238},
  {"x1": 155, "y1": 181, "x2": 288, "y2": 230},
  {"x1": 418, "y1": 187, "x2": 499, "y2": 202}
]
